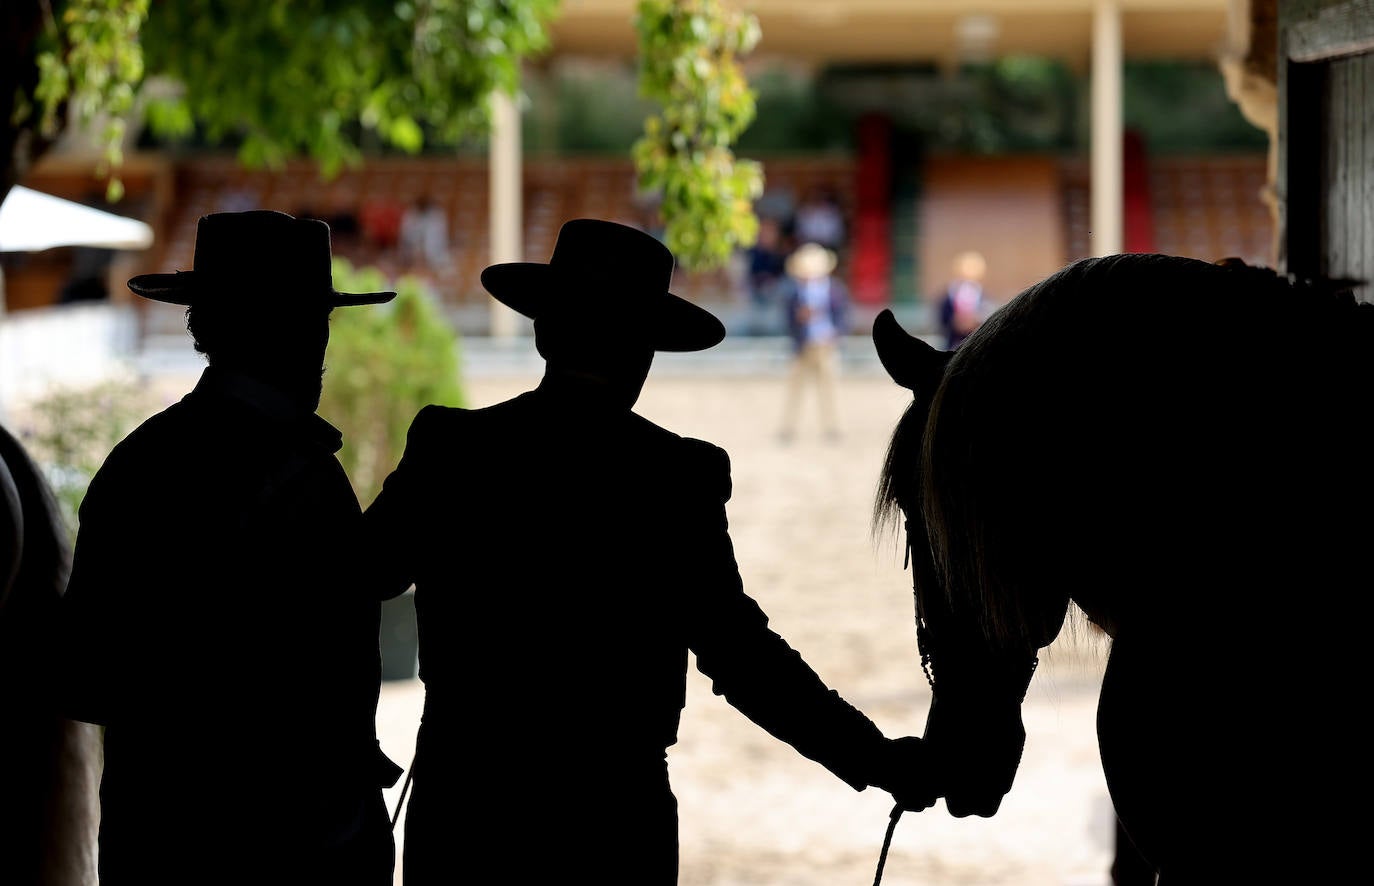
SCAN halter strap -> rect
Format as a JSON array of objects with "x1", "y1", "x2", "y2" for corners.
[{"x1": 905, "y1": 521, "x2": 936, "y2": 690}]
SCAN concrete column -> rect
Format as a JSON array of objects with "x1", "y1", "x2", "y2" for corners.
[
  {"x1": 488, "y1": 90, "x2": 522, "y2": 339},
  {"x1": 1091, "y1": 0, "x2": 1124, "y2": 257}
]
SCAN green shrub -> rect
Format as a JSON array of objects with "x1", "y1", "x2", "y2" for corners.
[
  {"x1": 20, "y1": 376, "x2": 159, "y2": 538},
  {"x1": 319, "y1": 260, "x2": 465, "y2": 507}
]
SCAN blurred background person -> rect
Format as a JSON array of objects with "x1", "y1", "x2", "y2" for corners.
[
  {"x1": 778, "y1": 242, "x2": 848, "y2": 444},
  {"x1": 936, "y1": 250, "x2": 989, "y2": 350},
  {"x1": 794, "y1": 186, "x2": 846, "y2": 253},
  {"x1": 399, "y1": 196, "x2": 451, "y2": 274},
  {"x1": 742, "y1": 215, "x2": 789, "y2": 335}
]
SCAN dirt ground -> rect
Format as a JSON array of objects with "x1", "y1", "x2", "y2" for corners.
[{"x1": 376, "y1": 370, "x2": 1116, "y2": 886}]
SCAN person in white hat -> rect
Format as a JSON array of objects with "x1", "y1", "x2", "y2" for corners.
[{"x1": 778, "y1": 241, "x2": 849, "y2": 443}]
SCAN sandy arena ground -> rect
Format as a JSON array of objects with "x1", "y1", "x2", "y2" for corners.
[{"x1": 376, "y1": 368, "x2": 1116, "y2": 886}]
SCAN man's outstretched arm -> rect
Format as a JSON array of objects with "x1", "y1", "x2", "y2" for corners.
[{"x1": 679, "y1": 440, "x2": 935, "y2": 810}]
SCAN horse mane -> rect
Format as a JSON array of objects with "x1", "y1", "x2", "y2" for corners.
[
  {"x1": 0, "y1": 424, "x2": 70, "y2": 617},
  {"x1": 872, "y1": 397, "x2": 926, "y2": 539}
]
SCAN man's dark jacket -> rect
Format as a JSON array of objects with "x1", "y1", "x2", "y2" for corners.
[
  {"x1": 365, "y1": 377, "x2": 889, "y2": 884},
  {"x1": 59, "y1": 368, "x2": 400, "y2": 884}
]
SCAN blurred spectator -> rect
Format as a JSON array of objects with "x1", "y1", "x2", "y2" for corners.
[
  {"x1": 322, "y1": 200, "x2": 361, "y2": 245},
  {"x1": 294, "y1": 201, "x2": 359, "y2": 246},
  {"x1": 778, "y1": 242, "x2": 849, "y2": 443},
  {"x1": 629, "y1": 189, "x2": 668, "y2": 244},
  {"x1": 756, "y1": 187, "x2": 798, "y2": 233},
  {"x1": 794, "y1": 186, "x2": 845, "y2": 252},
  {"x1": 58, "y1": 246, "x2": 114, "y2": 304},
  {"x1": 743, "y1": 216, "x2": 788, "y2": 335},
  {"x1": 400, "y1": 196, "x2": 451, "y2": 271},
  {"x1": 360, "y1": 197, "x2": 405, "y2": 252},
  {"x1": 936, "y1": 250, "x2": 989, "y2": 350},
  {"x1": 58, "y1": 191, "x2": 118, "y2": 304},
  {"x1": 215, "y1": 186, "x2": 257, "y2": 213}
]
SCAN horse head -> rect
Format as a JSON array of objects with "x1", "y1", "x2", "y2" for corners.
[{"x1": 871, "y1": 308, "x2": 1040, "y2": 819}]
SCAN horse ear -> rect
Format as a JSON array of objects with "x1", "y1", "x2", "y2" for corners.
[{"x1": 872, "y1": 309, "x2": 950, "y2": 394}]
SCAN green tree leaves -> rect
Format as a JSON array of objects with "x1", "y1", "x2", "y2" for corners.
[
  {"x1": 24, "y1": 0, "x2": 558, "y2": 190},
  {"x1": 138, "y1": 0, "x2": 558, "y2": 176},
  {"x1": 633, "y1": 0, "x2": 762, "y2": 271},
  {"x1": 18, "y1": 1, "x2": 763, "y2": 273},
  {"x1": 31, "y1": 1, "x2": 150, "y2": 200}
]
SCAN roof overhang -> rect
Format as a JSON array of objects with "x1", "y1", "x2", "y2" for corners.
[
  {"x1": 549, "y1": 0, "x2": 1230, "y2": 66},
  {"x1": 0, "y1": 186, "x2": 153, "y2": 253}
]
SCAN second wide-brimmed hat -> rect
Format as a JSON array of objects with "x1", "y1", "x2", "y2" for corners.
[
  {"x1": 127, "y1": 210, "x2": 395, "y2": 307},
  {"x1": 786, "y1": 242, "x2": 838, "y2": 280},
  {"x1": 480, "y1": 218, "x2": 725, "y2": 352}
]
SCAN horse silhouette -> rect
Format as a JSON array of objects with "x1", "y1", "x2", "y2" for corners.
[
  {"x1": 872, "y1": 254, "x2": 1373, "y2": 883},
  {"x1": 0, "y1": 424, "x2": 99, "y2": 885}
]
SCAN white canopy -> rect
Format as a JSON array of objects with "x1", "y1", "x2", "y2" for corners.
[{"x1": 0, "y1": 185, "x2": 154, "y2": 253}]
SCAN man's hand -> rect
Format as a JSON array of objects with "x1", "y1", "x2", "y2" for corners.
[{"x1": 870, "y1": 736, "x2": 939, "y2": 812}]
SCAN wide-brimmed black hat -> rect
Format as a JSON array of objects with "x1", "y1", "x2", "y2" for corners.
[
  {"x1": 480, "y1": 218, "x2": 725, "y2": 352},
  {"x1": 127, "y1": 210, "x2": 395, "y2": 307}
]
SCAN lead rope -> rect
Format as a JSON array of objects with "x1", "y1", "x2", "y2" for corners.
[
  {"x1": 390, "y1": 755, "x2": 416, "y2": 830},
  {"x1": 871, "y1": 528, "x2": 925, "y2": 886},
  {"x1": 872, "y1": 803, "x2": 904, "y2": 886}
]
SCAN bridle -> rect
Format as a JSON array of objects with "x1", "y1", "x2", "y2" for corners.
[
  {"x1": 902, "y1": 517, "x2": 1038, "y2": 700},
  {"x1": 905, "y1": 520, "x2": 937, "y2": 692}
]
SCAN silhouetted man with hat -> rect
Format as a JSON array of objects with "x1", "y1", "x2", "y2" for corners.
[
  {"x1": 58, "y1": 210, "x2": 402, "y2": 885},
  {"x1": 366, "y1": 219, "x2": 933, "y2": 884}
]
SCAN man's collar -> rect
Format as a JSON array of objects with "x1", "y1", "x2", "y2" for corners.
[
  {"x1": 193, "y1": 367, "x2": 343, "y2": 452},
  {"x1": 534, "y1": 367, "x2": 641, "y2": 414}
]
